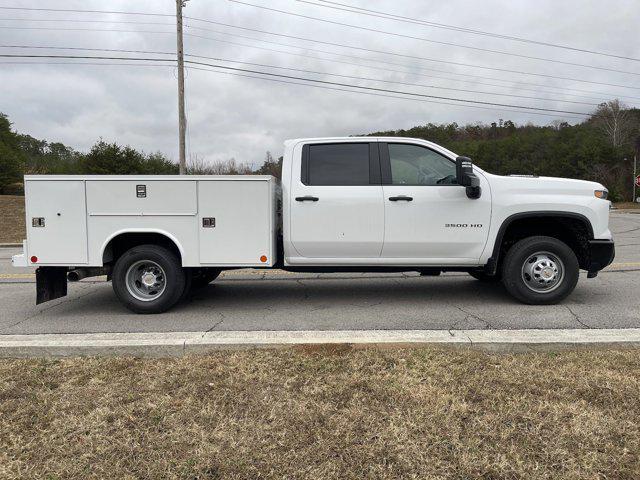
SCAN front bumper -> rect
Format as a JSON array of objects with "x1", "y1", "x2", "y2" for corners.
[{"x1": 587, "y1": 239, "x2": 615, "y2": 275}]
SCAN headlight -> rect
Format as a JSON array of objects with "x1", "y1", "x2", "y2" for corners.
[{"x1": 594, "y1": 189, "x2": 608, "y2": 199}]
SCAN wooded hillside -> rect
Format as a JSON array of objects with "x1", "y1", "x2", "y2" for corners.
[{"x1": 2, "y1": 101, "x2": 639, "y2": 201}]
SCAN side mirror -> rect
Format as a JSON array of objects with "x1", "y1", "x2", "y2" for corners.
[{"x1": 455, "y1": 156, "x2": 481, "y2": 199}]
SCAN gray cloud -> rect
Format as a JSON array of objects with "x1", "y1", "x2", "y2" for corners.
[{"x1": 1, "y1": 0, "x2": 639, "y2": 167}]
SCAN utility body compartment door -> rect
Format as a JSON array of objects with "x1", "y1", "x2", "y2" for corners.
[
  {"x1": 86, "y1": 180, "x2": 196, "y2": 215},
  {"x1": 25, "y1": 180, "x2": 88, "y2": 264},
  {"x1": 198, "y1": 180, "x2": 274, "y2": 265}
]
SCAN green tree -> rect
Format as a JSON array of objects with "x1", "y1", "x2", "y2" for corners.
[
  {"x1": 82, "y1": 141, "x2": 177, "y2": 175},
  {"x1": 0, "y1": 114, "x2": 26, "y2": 193},
  {"x1": 254, "y1": 151, "x2": 283, "y2": 179}
]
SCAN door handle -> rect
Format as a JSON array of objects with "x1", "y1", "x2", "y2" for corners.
[
  {"x1": 295, "y1": 196, "x2": 319, "y2": 202},
  {"x1": 389, "y1": 196, "x2": 413, "y2": 202}
]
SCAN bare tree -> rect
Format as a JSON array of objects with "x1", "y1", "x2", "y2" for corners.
[
  {"x1": 550, "y1": 119, "x2": 569, "y2": 131},
  {"x1": 187, "y1": 155, "x2": 253, "y2": 175},
  {"x1": 592, "y1": 99, "x2": 634, "y2": 148}
]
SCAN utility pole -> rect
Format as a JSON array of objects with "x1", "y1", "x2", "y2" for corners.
[
  {"x1": 634, "y1": 154, "x2": 637, "y2": 203},
  {"x1": 176, "y1": 0, "x2": 188, "y2": 174}
]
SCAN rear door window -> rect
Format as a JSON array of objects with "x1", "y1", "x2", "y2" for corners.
[{"x1": 304, "y1": 143, "x2": 371, "y2": 186}]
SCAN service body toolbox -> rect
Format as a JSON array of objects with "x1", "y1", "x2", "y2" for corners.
[{"x1": 16, "y1": 175, "x2": 277, "y2": 269}]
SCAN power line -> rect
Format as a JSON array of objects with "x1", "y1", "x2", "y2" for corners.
[
  {"x1": 182, "y1": 32, "x2": 640, "y2": 104},
  {"x1": 0, "y1": 54, "x2": 588, "y2": 118},
  {"x1": 0, "y1": 53, "x2": 590, "y2": 115},
  {"x1": 0, "y1": 17, "x2": 173, "y2": 27},
  {"x1": 0, "y1": 44, "x2": 175, "y2": 57},
  {"x1": 0, "y1": 6, "x2": 172, "y2": 17},
  {"x1": 0, "y1": 44, "x2": 603, "y2": 106},
  {"x1": 4, "y1": 2, "x2": 639, "y2": 79},
  {"x1": 184, "y1": 65, "x2": 587, "y2": 120},
  {"x1": 184, "y1": 59, "x2": 590, "y2": 115},
  {"x1": 3, "y1": 17, "x2": 640, "y2": 99},
  {"x1": 0, "y1": 25, "x2": 175, "y2": 35},
  {"x1": 181, "y1": 20, "x2": 640, "y2": 92},
  {"x1": 0, "y1": 56, "x2": 575, "y2": 118},
  {"x1": 4, "y1": 23, "x2": 635, "y2": 103},
  {"x1": 0, "y1": 60, "x2": 176, "y2": 67},
  {"x1": 297, "y1": 0, "x2": 640, "y2": 62},
  {"x1": 227, "y1": 0, "x2": 640, "y2": 77},
  {"x1": 199, "y1": 30, "x2": 640, "y2": 104},
  {"x1": 9, "y1": 16, "x2": 632, "y2": 92}
]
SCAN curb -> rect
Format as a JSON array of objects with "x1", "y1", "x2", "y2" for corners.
[
  {"x1": 1, "y1": 328, "x2": 640, "y2": 357},
  {"x1": 612, "y1": 209, "x2": 640, "y2": 214},
  {"x1": 0, "y1": 243, "x2": 21, "y2": 248}
]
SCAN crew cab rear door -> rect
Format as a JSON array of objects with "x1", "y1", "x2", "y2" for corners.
[
  {"x1": 289, "y1": 141, "x2": 384, "y2": 258},
  {"x1": 379, "y1": 142, "x2": 491, "y2": 261}
]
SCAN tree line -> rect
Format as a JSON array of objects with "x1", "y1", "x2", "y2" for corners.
[
  {"x1": 366, "y1": 101, "x2": 640, "y2": 201},
  {"x1": 1, "y1": 101, "x2": 639, "y2": 201}
]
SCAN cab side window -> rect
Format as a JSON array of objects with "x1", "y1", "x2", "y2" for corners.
[
  {"x1": 388, "y1": 144, "x2": 457, "y2": 186},
  {"x1": 302, "y1": 143, "x2": 377, "y2": 186}
]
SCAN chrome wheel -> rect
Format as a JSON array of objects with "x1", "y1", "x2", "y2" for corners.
[
  {"x1": 125, "y1": 260, "x2": 167, "y2": 302},
  {"x1": 521, "y1": 251, "x2": 564, "y2": 293}
]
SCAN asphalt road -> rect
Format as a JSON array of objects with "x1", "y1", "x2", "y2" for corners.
[{"x1": 1, "y1": 212, "x2": 638, "y2": 335}]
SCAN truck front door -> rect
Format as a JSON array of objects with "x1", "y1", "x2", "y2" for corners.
[
  {"x1": 289, "y1": 142, "x2": 384, "y2": 259},
  {"x1": 379, "y1": 142, "x2": 491, "y2": 262}
]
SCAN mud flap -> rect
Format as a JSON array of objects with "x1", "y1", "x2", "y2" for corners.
[{"x1": 36, "y1": 267, "x2": 68, "y2": 304}]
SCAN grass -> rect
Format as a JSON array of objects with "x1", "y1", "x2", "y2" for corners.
[
  {"x1": 614, "y1": 201, "x2": 640, "y2": 210},
  {"x1": 0, "y1": 347, "x2": 639, "y2": 479},
  {"x1": 0, "y1": 195, "x2": 25, "y2": 243}
]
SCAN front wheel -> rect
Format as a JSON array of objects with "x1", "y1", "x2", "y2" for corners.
[
  {"x1": 112, "y1": 245, "x2": 186, "y2": 314},
  {"x1": 501, "y1": 236, "x2": 579, "y2": 305}
]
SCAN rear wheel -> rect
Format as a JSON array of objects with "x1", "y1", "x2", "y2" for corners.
[
  {"x1": 112, "y1": 245, "x2": 185, "y2": 314},
  {"x1": 501, "y1": 236, "x2": 579, "y2": 305}
]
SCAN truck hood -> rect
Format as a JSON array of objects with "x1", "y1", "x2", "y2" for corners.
[{"x1": 485, "y1": 173, "x2": 605, "y2": 196}]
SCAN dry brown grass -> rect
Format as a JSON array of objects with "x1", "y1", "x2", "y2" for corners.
[
  {"x1": 1, "y1": 348, "x2": 639, "y2": 480},
  {"x1": 614, "y1": 201, "x2": 640, "y2": 210},
  {"x1": 0, "y1": 195, "x2": 25, "y2": 243}
]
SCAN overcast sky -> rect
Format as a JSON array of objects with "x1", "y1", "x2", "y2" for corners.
[{"x1": 1, "y1": 0, "x2": 639, "y2": 167}]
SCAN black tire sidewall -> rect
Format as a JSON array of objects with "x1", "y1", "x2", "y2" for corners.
[
  {"x1": 112, "y1": 245, "x2": 185, "y2": 314},
  {"x1": 502, "y1": 236, "x2": 579, "y2": 305}
]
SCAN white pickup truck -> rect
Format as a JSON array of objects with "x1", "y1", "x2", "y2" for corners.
[{"x1": 12, "y1": 137, "x2": 615, "y2": 313}]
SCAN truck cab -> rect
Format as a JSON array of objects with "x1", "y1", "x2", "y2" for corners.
[{"x1": 13, "y1": 136, "x2": 615, "y2": 313}]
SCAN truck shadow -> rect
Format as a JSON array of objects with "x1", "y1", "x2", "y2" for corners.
[
  {"x1": 182, "y1": 275, "x2": 513, "y2": 309},
  {"x1": 3, "y1": 275, "x2": 612, "y2": 335}
]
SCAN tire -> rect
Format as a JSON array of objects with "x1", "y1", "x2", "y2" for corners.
[
  {"x1": 468, "y1": 270, "x2": 501, "y2": 283},
  {"x1": 112, "y1": 244, "x2": 186, "y2": 314},
  {"x1": 501, "y1": 236, "x2": 579, "y2": 305}
]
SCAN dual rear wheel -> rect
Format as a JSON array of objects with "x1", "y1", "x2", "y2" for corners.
[{"x1": 112, "y1": 245, "x2": 220, "y2": 314}]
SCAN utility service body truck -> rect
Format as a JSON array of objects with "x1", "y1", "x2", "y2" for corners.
[{"x1": 12, "y1": 137, "x2": 615, "y2": 313}]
